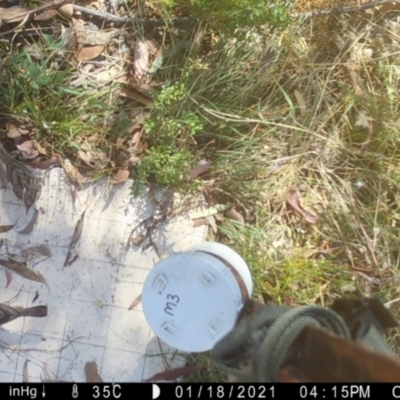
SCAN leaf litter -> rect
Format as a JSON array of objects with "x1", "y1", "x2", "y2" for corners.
[
  {"x1": 286, "y1": 190, "x2": 319, "y2": 225},
  {"x1": 64, "y1": 210, "x2": 86, "y2": 267},
  {"x1": 134, "y1": 40, "x2": 149, "y2": 80},
  {"x1": 0, "y1": 257, "x2": 48, "y2": 286},
  {"x1": 0, "y1": 221, "x2": 17, "y2": 233}
]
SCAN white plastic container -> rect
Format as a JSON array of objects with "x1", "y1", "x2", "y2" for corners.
[{"x1": 142, "y1": 242, "x2": 253, "y2": 352}]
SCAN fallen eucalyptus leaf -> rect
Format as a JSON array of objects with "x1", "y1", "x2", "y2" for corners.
[
  {"x1": 78, "y1": 150, "x2": 95, "y2": 168},
  {"x1": 16, "y1": 140, "x2": 39, "y2": 159},
  {"x1": 70, "y1": 211, "x2": 86, "y2": 247},
  {"x1": 17, "y1": 209, "x2": 39, "y2": 234},
  {"x1": 128, "y1": 294, "x2": 142, "y2": 310},
  {"x1": 286, "y1": 190, "x2": 318, "y2": 225},
  {"x1": 64, "y1": 251, "x2": 79, "y2": 267},
  {"x1": 0, "y1": 257, "x2": 47, "y2": 285},
  {"x1": 64, "y1": 211, "x2": 85, "y2": 268},
  {"x1": 23, "y1": 360, "x2": 29, "y2": 383},
  {"x1": 75, "y1": 45, "x2": 104, "y2": 61},
  {"x1": 225, "y1": 207, "x2": 245, "y2": 224},
  {"x1": 0, "y1": 221, "x2": 17, "y2": 233},
  {"x1": 85, "y1": 361, "x2": 103, "y2": 383},
  {"x1": 6, "y1": 122, "x2": 30, "y2": 138},
  {"x1": 0, "y1": 6, "x2": 29, "y2": 22},
  {"x1": 5, "y1": 270, "x2": 12, "y2": 288},
  {"x1": 22, "y1": 245, "x2": 52, "y2": 258}
]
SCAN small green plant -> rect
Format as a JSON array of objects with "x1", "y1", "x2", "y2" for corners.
[
  {"x1": 0, "y1": 36, "x2": 121, "y2": 159},
  {"x1": 133, "y1": 77, "x2": 203, "y2": 192},
  {"x1": 0, "y1": 37, "x2": 89, "y2": 144},
  {"x1": 155, "y1": 0, "x2": 292, "y2": 33}
]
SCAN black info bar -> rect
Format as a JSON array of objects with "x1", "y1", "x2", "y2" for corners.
[{"x1": 1, "y1": 383, "x2": 398, "y2": 400}]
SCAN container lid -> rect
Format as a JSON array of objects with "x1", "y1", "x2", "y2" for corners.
[
  {"x1": 142, "y1": 251, "x2": 244, "y2": 352},
  {"x1": 187, "y1": 241, "x2": 253, "y2": 298}
]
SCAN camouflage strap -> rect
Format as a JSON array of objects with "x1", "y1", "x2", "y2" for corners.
[{"x1": 210, "y1": 304, "x2": 394, "y2": 382}]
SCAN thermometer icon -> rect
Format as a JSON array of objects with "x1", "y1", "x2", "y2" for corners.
[{"x1": 72, "y1": 384, "x2": 79, "y2": 398}]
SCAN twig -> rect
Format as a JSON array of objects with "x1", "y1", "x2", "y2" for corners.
[
  {"x1": 72, "y1": 5, "x2": 194, "y2": 26},
  {"x1": 290, "y1": 0, "x2": 400, "y2": 18}
]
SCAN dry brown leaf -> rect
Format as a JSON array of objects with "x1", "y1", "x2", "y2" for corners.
[
  {"x1": 5, "y1": 270, "x2": 12, "y2": 288},
  {"x1": 64, "y1": 250, "x2": 79, "y2": 267},
  {"x1": 286, "y1": 190, "x2": 319, "y2": 225},
  {"x1": 23, "y1": 360, "x2": 29, "y2": 383},
  {"x1": 72, "y1": 18, "x2": 86, "y2": 49},
  {"x1": 75, "y1": 45, "x2": 104, "y2": 61},
  {"x1": 119, "y1": 88, "x2": 154, "y2": 108},
  {"x1": 6, "y1": 122, "x2": 29, "y2": 138},
  {"x1": 22, "y1": 245, "x2": 52, "y2": 258},
  {"x1": 128, "y1": 294, "x2": 142, "y2": 310},
  {"x1": 16, "y1": 140, "x2": 39, "y2": 159},
  {"x1": 112, "y1": 169, "x2": 129, "y2": 184},
  {"x1": 30, "y1": 156, "x2": 60, "y2": 169},
  {"x1": 63, "y1": 159, "x2": 93, "y2": 183},
  {"x1": 0, "y1": 257, "x2": 47, "y2": 285},
  {"x1": 85, "y1": 361, "x2": 103, "y2": 383},
  {"x1": 64, "y1": 211, "x2": 85, "y2": 267},
  {"x1": 34, "y1": 9, "x2": 57, "y2": 20},
  {"x1": 143, "y1": 365, "x2": 198, "y2": 382},
  {"x1": 78, "y1": 150, "x2": 94, "y2": 168},
  {"x1": 0, "y1": 222, "x2": 17, "y2": 233},
  {"x1": 70, "y1": 211, "x2": 86, "y2": 247},
  {"x1": 0, "y1": 6, "x2": 29, "y2": 22},
  {"x1": 188, "y1": 159, "x2": 212, "y2": 179},
  {"x1": 225, "y1": 207, "x2": 245, "y2": 224},
  {"x1": 134, "y1": 40, "x2": 149, "y2": 80},
  {"x1": 17, "y1": 209, "x2": 39, "y2": 234},
  {"x1": 57, "y1": 3, "x2": 73, "y2": 19}
]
